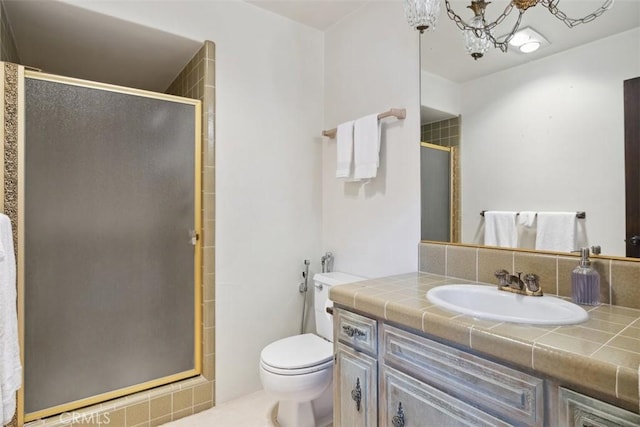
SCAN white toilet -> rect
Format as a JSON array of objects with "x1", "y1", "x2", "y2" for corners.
[{"x1": 259, "y1": 271, "x2": 364, "y2": 427}]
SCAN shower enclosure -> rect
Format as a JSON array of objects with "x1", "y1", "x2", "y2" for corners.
[
  {"x1": 421, "y1": 142, "x2": 455, "y2": 242},
  {"x1": 18, "y1": 70, "x2": 202, "y2": 421}
]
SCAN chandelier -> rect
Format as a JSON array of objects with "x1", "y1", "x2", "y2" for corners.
[{"x1": 405, "y1": 0, "x2": 615, "y2": 59}]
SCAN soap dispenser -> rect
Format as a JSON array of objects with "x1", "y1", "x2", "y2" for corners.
[{"x1": 571, "y1": 247, "x2": 600, "y2": 306}]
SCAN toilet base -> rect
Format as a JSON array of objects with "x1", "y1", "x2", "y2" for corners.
[{"x1": 276, "y1": 381, "x2": 333, "y2": 427}]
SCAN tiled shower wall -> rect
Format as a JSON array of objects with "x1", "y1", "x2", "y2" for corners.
[
  {"x1": 0, "y1": 1, "x2": 19, "y2": 64},
  {"x1": 6, "y1": 41, "x2": 216, "y2": 427},
  {"x1": 419, "y1": 242, "x2": 640, "y2": 310},
  {"x1": 421, "y1": 116, "x2": 460, "y2": 148},
  {"x1": 165, "y1": 37, "x2": 217, "y2": 398}
]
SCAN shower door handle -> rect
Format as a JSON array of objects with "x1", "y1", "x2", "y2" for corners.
[{"x1": 189, "y1": 230, "x2": 199, "y2": 246}]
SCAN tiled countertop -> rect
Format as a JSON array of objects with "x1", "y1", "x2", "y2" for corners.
[{"x1": 329, "y1": 272, "x2": 640, "y2": 413}]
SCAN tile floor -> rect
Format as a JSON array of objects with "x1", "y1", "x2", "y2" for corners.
[{"x1": 162, "y1": 390, "x2": 279, "y2": 427}]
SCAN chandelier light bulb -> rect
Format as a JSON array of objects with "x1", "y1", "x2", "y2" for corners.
[
  {"x1": 464, "y1": 15, "x2": 491, "y2": 60},
  {"x1": 404, "y1": 0, "x2": 441, "y2": 33}
]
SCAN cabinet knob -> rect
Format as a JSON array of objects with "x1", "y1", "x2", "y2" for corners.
[
  {"x1": 392, "y1": 402, "x2": 405, "y2": 427},
  {"x1": 351, "y1": 377, "x2": 362, "y2": 412}
]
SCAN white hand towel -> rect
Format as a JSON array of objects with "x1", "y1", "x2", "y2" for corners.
[
  {"x1": 535, "y1": 212, "x2": 577, "y2": 252},
  {"x1": 353, "y1": 114, "x2": 381, "y2": 180},
  {"x1": 517, "y1": 211, "x2": 537, "y2": 249},
  {"x1": 335, "y1": 121, "x2": 355, "y2": 179},
  {"x1": 484, "y1": 211, "x2": 518, "y2": 248},
  {"x1": 0, "y1": 214, "x2": 20, "y2": 426}
]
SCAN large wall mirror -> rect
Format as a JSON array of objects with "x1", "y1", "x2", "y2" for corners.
[{"x1": 420, "y1": 0, "x2": 640, "y2": 258}]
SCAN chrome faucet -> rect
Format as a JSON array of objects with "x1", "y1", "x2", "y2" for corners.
[
  {"x1": 494, "y1": 270, "x2": 542, "y2": 296},
  {"x1": 321, "y1": 252, "x2": 333, "y2": 273}
]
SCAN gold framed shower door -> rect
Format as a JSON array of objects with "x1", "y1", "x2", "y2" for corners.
[{"x1": 10, "y1": 69, "x2": 203, "y2": 424}]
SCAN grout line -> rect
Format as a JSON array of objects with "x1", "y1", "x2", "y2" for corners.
[
  {"x1": 609, "y1": 259, "x2": 613, "y2": 304},
  {"x1": 555, "y1": 256, "x2": 559, "y2": 296},
  {"x1": 469, "y1": 325, "x2": 474, "y2": 349},
  {"x1": 475, "y1": 247, "x2": 479, "y2": 282},
  {"x1": 421, "y1": 310, "x2": 429, "y2": 332},
  {"x1": 590, "y1": 322, "x2": 637, "y2": 357},
  {"x1": 531, "y1": 342, "x2": 536, "y2": 370},
  {"x1": 615, "y1": 365, "x2": 620, "y2": 398},
  {"x1": 445, "y1": 245, "x2": 449, "y2": 276},
  {"x1": 511, "y1": 251, "x2": 515, "y2": 274}
]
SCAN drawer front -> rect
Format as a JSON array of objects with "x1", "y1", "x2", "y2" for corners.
[
  {"x1": 335, "y1": 308, "x2": 377, "y2": 356},
  {"x1": 383, "y1": 324, "x2": 544, "y2": 426},
  {"x1": 380, "y1": 365, "x2": 512, "y2": 427},
  {"x1": 558, "y1": 388, "x2": 640, "y2": 427},
  {"x1": 334, "y1": 343, "x2": 377, "y2": 427}
]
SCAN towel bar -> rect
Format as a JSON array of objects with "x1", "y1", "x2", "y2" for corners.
[
  {"x1": 322, "y1": 108, "x2": 406, "y2": 138},
  {"x1": 480, "y1": 210, "x2": 586, "y2": 219}
]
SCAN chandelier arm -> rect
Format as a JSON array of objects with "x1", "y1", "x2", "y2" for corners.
[
  {"x1": 488, "y1": 10, "x2": 525, "y2": 52},
  {"x1": 444, "y1": 0, "x2": 523, "y2": 33},
  {"x1": 540, "y1": 0, "x2": 614, "y2": 28},
  {"x1": 444, "y1": 0, "x2": 474, "y2": 31},
  {"x1": 444, "y1": 0, "x2": 514, "y2": 32},
  {"x1": 483, "y1": 3, "x2": 516, "y2": 31}
]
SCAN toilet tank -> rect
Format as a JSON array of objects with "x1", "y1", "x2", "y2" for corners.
[{"x1": 313, "y1": 272, "x2": 364, "y2": 341}]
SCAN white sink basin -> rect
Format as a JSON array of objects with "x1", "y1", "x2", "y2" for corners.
[{"x1": 426, "y1": 284, "x2": 589, "y2": 325}]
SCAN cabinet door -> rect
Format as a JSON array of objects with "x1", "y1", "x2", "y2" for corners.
[
  {"x1": 334, "y1": 343, "x2": 377, "y2": 427},
  {"x1": 380, "y1": 365, "x2": 512, "y2": 427},
  {"x1": 383, "y1": 324, "x2": 544, "y2": 426},
  {"x1": 559, "y1": 388, "x2": 640, "y2": 427}
]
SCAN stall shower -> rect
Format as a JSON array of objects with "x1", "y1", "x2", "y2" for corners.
[{"x1": 16, "y1": 69, "x2": 202, "y2": 422}]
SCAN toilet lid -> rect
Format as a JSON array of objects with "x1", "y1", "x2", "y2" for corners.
[{"x1": 260, "y1": 334, "x2": 333, "y2": 370}]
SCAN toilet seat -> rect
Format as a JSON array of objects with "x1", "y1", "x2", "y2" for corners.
[
  {"x1": 260, "y1": 334, "x2": 333, "y2": 376},
  {"x1": 260, "y1": 358, "x2": 333, "y2": 376}
]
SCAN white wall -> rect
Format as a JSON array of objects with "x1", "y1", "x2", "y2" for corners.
[
  {"x1": 461, "y1": 28, "x2": 640, "y2": 256},
  {"x1": 63, "y1": 0, "x2": 325, "y2": 403},
  {"x1": 323, "y1": 2, "x2": 421, "y2": 278},
  {"x1": 420, "y1": 70, "x2": 461, "y2": 116}
]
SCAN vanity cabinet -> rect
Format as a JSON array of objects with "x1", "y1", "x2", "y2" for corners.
[
  {"x1": 381, "y1": 324, "x2": 544, "y2": 427},
  {"x1": 558, "y1": 388, "x2": 640, "y2": 427},
  {"x1": 380, "y1": 365, "x2": 512, "y2": 426},
  {"x1": 333, "y1": 307, "x2": 640, "y2": 427},
  {"x1": 333, "y1": 308, "x2": 378, "y2": 427},
  {"x1": 335, "y1": 344, "x2": 377, "y2": 427}
]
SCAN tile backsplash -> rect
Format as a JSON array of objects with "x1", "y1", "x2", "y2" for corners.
[{"x1": 419, "y1": 242, "x2": 640, "y2": 309}]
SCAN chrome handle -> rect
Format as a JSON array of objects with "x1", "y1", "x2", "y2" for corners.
[
  {"x1": 392, "y1": 402, "x2": 405, "y2": 427},
  {"x1": 342, "y1": 325, "x2": 366, "y2": 339},
  {"x1": 351, "y1": 377, "x2": 361, "y2": 412},
  {"x1": 189, "y1": 230, "x2": 199, "y2": 246}
]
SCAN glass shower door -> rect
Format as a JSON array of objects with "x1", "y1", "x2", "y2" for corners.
[
  {"x1": 421, "y1": 142, "x2": 453, "y2": 242},
  {"x1": 22, "y1": 73, "x2": 201, "y2": 420}
]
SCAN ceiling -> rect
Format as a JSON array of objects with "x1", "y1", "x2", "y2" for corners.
[
  {"x1": 3, "y1": 0, "x2": 202, "y2": 92},
  {"x1": 2, "y1": 1, "x2": 637, "y2": 92},
  {"x1": 420, "y1": 0, "x2": 640, "y2": 83},
  {"x1": 246, "y1": 0, "x2": 640, "y2": 83},
  {"x1": 247, "y1": 0, "x2": 368, "y2": 30}
]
